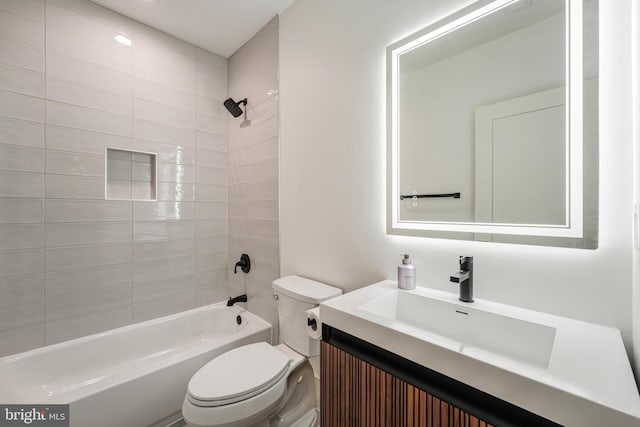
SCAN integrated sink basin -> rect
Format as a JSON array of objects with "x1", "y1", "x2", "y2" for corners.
[
  {"x1": 320, "y1": 280, "x2": 640, "y2": 426},
  {"x1": 359, "y1": 290, "x2": 556, "y2": 368}
]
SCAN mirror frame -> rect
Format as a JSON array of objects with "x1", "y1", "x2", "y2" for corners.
[{"x1": 387, "y1": 0, "x2": 588, "y2": 241}]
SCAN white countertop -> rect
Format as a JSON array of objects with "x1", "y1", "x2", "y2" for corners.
[{"x1": 320, "y1": 280, "x2": 640, "y2": 426}]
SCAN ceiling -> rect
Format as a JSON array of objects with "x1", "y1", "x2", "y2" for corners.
[{"x1": 90, "y1": 0, "x2": 297, "y2": 58}]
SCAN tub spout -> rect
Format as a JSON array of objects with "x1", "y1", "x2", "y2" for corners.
[{"x1": 227, "y1": 294, "x2": 248, "y2": 306}]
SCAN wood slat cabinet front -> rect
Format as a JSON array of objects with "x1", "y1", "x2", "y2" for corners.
[{"x1": 320, "y1": 341, "x2": 494, "y2": 427}]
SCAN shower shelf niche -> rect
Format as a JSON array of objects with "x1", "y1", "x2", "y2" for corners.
[{"x1": 105, "y1": 148, "x2": 157, "y2": 201}]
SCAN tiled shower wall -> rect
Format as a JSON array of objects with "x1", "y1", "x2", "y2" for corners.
[
  {"x1": 0, "y1": 0, "x2": 229, "y2": 356},
  {"x1": 227, "y1": 17, "x2": 280, "y2": 341}
]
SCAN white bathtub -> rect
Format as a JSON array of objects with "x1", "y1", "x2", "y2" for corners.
[{"x1": 0, "y1": 302, "x2": 272, "y2": 427}]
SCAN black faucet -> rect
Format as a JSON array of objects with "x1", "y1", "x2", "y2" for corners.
[
  {"x1": 227, "y1": 294, "x2": 248, "y2": 306},
  {"x1": 449, "y1": 255, "x2": 473, "y2": 303},
  {"x1": 234, "y1": 254, "x2": 251, "y2": 274}
]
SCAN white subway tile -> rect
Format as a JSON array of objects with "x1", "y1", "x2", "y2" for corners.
[
  {"x1": 0, "y1": 323, "x2": 44, "y2": 357},
  {"x1": 195, "y1": 149, "x2": 227, "y2": 168},
  {"x1": 133, "y1": 139, "x2": 194, "y2": 165},
  {"x1": 248, "y1": 137, "x2": 278, "y2": 164},
  {"x1": 133, "y1": 220, "x2": 194, "y2": 241},
  {"x1": 196, "y1": 202, "x2": 227, "y2": 220},
  {"x1": 0, "y1": 224, "x2": 43, "y2": 250},
  {"x1": 0, "y1": 118, "x2": 44, "y2": 148},
  {"x1": 106, "y1": 179, "x2": 131, "y2": 200},
  {"x1": 133, "y1": 274, "x2": 195, "y2": 303},
  {"x1": 0, "y1": 299, "x2": 43, "y2": 331},
  {"x1": 133, "y1": 201, "x2": 195, "y2": 221},
  {"x1": 46, "y1": 101, "x2": 131, "y2": 137},
  {"x1": 246, "y1": 220, "x2": 279, "y2": 242},
  {"x1": 196, "y1": 166, "x2": 227, "y2": 185},
  {"x1": 0, "y1": 0, "x2": 44, "y2": 23},
  {"x1": 46, "y1": 77, "x2": 131, "y2": 116},
  {"x1": 133, "y1": 98, "x2": 194, "y2": 130},
  {"x1": 0, "y1": 9, "x2": 44, "y2": 47},
  {"x1": 134, "y1": 78, "x2": 194, "y2": 111},
  {"x1": 196, "y1": 219, "x2": 227, "y2": 236},
  {"x1": 131, "y1": 161, "x2": 152, "y2": 182},
  {"x1": 195, "y1": 269, "x2": 226, "y2": 288},
  {"x1": 195, "y1": 250, "x2": 227, "y2": 273},
  {"x1": 248, "y1": 157, "x2": 278, "y2": 184},
  {"x1": 46, "y1": 285, "x2": 131, "y2": 321},
  {"x1": 45, "y1": 199, "x2": 132, "y2": 222},
  {"x1": 131, "y1": 181, "x2": 153, "y2": 200},
  {"x1": 196, "y1": 236, "x2": 227, "y2": 253},
  {"x1": 46, "y1": 243, "x2": 132, "y2": 272},
  {"x1": 196, "y1": 79, "x2": 227, "y2": 102},
  {"x1": 131, "y1": 22, "x2": 194, "y2": 74},
  {"x1": 45, "y1": 305, "x2": 131, "y2": 345},
  {"x1": 0, "y1": 171, "x2": 43, "y2": 197},
  {"x1": 0, "y1": 198, "x2": 43, "y2": 223},
  {"x1": 46, "y1": 222, "x2": 131, "y2": 247},
  {"x1": 132, "y1": 289, "x2": 194, "y2": 323},
  {"x1": 0, "y1": 90, "x2": 44, "y2": 122},
  {"x1": 45, "y1": 150, "x2": 103, "y2": 177},
  {"x1": 0, "y1": 248, "x2": 44, "y2": 277},
  {"x1": 133, "y1": 254, "x2": 194, "y2": 283},
  {"x1": 133, "y1": 239, "x2": 194, "y2": 262},
  {"x1": 46, "y1": 263, "x2": 131, "y2": 296},
  {"x1": 196, "y1": 96, "x2": 226, "y2": 120},
  {"x1": 196, "y1": 113, "x2": 226, "y2": 135},
  {"x1": 0, "y1": 35, "x2": 43, "y2": 72},
  {"x1": 0, "y1": 144, "x2": 43, "y2": 173},
  {"x1": 247, "y1": 178, "x2": 278, "y2": 201},
  {"x1": 0, "y1": 63, "x2": 43, "y2": 97},
  {"x1": 157, "y1": 182, "x2": 195, "y2": 202},
  {"x1": 46, "y1": 26, "x2": 131, "y2": 74},
  {"x1": 133, "y1": 118, "x2": 195, "y2": 146},
  {"x1": 196, "y1": 60, "x2": 227, "y2": 87},
  {"x1": 45, "y1": 2, "x2": 131, "y2": 49},
  {"x1": 45, "y1": 174, "x2": 103, "y2": 199},
  {"x1": 133, "y1": 56, "x2": 194, "y2": 93},
  {"x1": 196, "y1": 131, "x2": 227, "y2": 152},
  {"x1": 46, "y1": 125, "x2": 131, "y2": 155},
  {"x1": 195, "y1": 48, "x2": 226, "y2": 69},
  {"x1": 196, "y1": 286, "x2": 228, "y2": 307},
  {"x1": 247, "y1": 200, "x2": 278, "y2": 221},
  {"x1": 0, "y1": 274, "x2": 44, "y2": 303},
  {"x1": 107, "y1": 158, "x2": 131, "y2": 181},
  {"x1": 195, "y1": 184, "x2": 227, "y2": 202},
  {"x1": 158, "y1": 163, "x2": 194, "y2": 184},
  {"x1": 46, "y1": 51, "x2": 132, "y2": 97}
]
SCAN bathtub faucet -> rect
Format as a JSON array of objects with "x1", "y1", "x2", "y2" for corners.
[{"x1": 227, "y1": 294, "x2": 248, "y2": 306}]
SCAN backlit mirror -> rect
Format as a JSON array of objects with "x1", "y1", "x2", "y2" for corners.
[{"x1": 387, "y1": 0, "x2": 598, "y2": 248}]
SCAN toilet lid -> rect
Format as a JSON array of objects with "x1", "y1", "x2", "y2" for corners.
[{"x1": 188, "y1": 342, "x2": 291, "y2": 404}]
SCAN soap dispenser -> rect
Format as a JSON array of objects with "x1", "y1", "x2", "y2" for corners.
[{"x1": 397, "y1": 254, "x2": 416, "y2": 290}]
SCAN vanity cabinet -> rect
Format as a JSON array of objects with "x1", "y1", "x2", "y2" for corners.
[
  {"x1": 320, "y1": 325, "x2": 561, "y2": 427},
  {"x1": 321, "y1": 340, "x2": 492, "y2": 427}
]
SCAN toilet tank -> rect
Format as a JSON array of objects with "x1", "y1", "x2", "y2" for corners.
[{"x1": 272, "y1": 276, "x2": 342, "y2": 357}]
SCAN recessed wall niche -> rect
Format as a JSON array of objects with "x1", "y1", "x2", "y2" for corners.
[{"x1": 105, "y1": 148, "x2": 157, "y2": 201}]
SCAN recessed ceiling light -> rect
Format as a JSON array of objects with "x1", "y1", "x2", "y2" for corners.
[{"x1": 114, "y1": 34, "x2": 132, "y2": 46}]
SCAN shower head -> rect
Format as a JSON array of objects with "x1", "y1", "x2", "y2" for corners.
[{"x1": 223, "y1": 97, "x2": 247, "y2": 118}]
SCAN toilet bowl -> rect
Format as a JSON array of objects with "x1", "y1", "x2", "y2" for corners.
[{"x1": 182, "y1": 276, "x2": 341, "y2": 427}]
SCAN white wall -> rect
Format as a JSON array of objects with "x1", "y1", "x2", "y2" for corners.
[
  {"x1": 280, "y1": 0, "x2": 637, "y2": 363},
  {"x1": 0, "y1": 0, "x2": 229, "y2": 356}
]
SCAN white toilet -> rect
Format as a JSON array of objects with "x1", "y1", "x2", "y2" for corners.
[{"x1": 182, "y1": 275, "x2": 342, "y2": 427}]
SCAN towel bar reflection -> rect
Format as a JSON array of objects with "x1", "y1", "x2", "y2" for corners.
[{"x1": 400, "y1": 192, "x2": 461, "y2": 200}]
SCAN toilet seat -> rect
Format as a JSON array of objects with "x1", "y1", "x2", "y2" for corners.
[{"x1": 187, "y1": 342, "x2": 291, "y2": 407}]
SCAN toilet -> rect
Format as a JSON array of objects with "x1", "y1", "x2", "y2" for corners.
[{"x1": 182, "y1": 275, "x2": 342, "y2": 427}]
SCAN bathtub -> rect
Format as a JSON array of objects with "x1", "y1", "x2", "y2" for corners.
[{"x1": 0, "y1": 302, "x2": 271, "y2": 427}]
